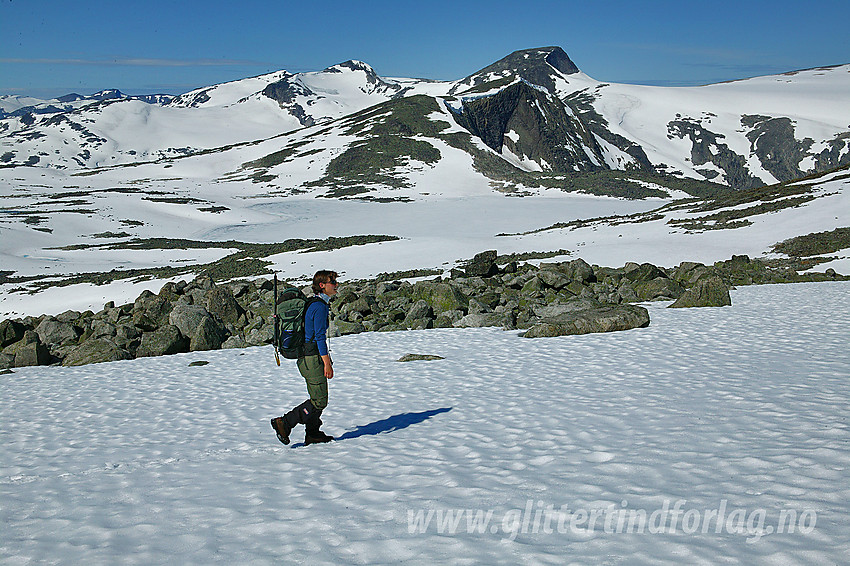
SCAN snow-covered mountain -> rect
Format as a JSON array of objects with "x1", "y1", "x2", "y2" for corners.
[
  {"x1": 2, "y1": 47, "x2": 848, "y2": 188},
  {"x1": 1, "y1": 47, "x2": 848, "y2": 318}
]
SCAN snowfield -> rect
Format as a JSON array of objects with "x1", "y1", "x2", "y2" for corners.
[{"x1": 2, "y1": 281, "x2": 848, "y2": 564}]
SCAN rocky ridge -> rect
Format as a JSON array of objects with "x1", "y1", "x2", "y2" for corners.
[{"x1": 0, "y1": 253, "x2": 845, "y2": 369}]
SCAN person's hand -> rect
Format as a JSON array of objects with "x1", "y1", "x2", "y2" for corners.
[{"x1": 323, "y1": 355, "x2": 334, "y2": 379}]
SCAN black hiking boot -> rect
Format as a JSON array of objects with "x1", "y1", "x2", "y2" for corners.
[
  {"x1": 304, "y1": 431, "x2": 334, "y2": 445},
  {"x1": 270, "y1": 417, "x2": 291, "y2": 445}
]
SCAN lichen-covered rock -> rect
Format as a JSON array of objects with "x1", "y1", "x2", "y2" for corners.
[
  {"x1": 464, "y1": 250, "x2": 499, "y2": 278},
  {"x1": 522, "y1": 303, "x2": 650, "y2": 338},
  {"x1": 669, "y1": 276, "x2": 732, "y2": 308},
  {"x1": 136, "y1": 325, "x2": 189, "y2": 357},
  {"x1": 0, "y1": 352, "x2": 14, "y2": 369},
  {"x1": 412, "y1": 282, "x2": 469, "y2": 314},
  {"x1": 190, "y1": 317, "x2": 229, "y2": 352},
  {"x1": 632, "y1": 277, "x2": 685, "y2": 301},
  {"x1": 35, "y1": 318, "x2": 80, "y2": 348},
  {"x1": 453, "y1": 312, "x2": 513, "y2": 329},
  {"x1": 397, "y1": 354, "x2": 445, "y2": 362},
  {"x1": 169, "y1": 303, "x2": 212, "y2": 338},
  {"x1": 15, "y1": 342, "x2": 51, "y2": 367},
  {"x1": 0, "y1": 319, "x2": 26, "y2": 348},
  {"x1": 334, "y1": 320, "x2": 367, "y2": 336},
  {"x1": 62, "y1": 339, "x2": 131, "y2": 367},
  {"x1": 537, "y1": 269, "x2": 570, "y2": 289},
  {"x1": 205, "y1": 286, "x2": 244, "y2": 325}
]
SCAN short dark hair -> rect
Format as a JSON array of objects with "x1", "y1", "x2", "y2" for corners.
[{"x1": 312, "y1": 270, "x2": 339, "y2": 295}]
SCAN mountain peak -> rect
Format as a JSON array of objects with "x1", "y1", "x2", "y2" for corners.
[
  {"x1": 458, "y1": 46, "x2": 580, "y2": 95},
  {"x1": 326, "y1": 60, "x2": 378, "y2": 76}
]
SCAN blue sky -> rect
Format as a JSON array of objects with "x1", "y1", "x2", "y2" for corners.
[{"x1": 2, "y1": 0, "x2": 848, "y2": 98}]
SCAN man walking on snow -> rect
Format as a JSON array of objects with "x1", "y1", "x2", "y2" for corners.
[{"x1": 271, "y1": 270, "x2": 339, "y2": 445}]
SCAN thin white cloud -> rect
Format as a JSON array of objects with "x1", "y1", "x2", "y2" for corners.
[{"x1": 0, "y1": 57, "x2": 265, "y2": 67}]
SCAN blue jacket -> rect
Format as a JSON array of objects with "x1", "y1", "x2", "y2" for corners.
[{"x1": 304, "y1": 295, "x2": 330, "y2": 356}]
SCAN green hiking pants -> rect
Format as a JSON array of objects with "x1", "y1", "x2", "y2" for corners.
[{"x1": 297, "y1": 354, "x2": 328, "y2": 410}]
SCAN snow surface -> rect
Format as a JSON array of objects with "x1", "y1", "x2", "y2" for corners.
[{"x1": 2, "y1": 281, "x2": 849, "y2": 564}]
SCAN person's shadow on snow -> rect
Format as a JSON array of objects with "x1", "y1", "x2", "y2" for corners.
[{"x1": 290, "y1": 407, "x2": 452, "y2": 447}]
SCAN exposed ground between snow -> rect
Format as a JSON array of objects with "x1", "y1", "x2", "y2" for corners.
[{"x1": 2, "y1": 281, "x2": 849, "y2": 565}]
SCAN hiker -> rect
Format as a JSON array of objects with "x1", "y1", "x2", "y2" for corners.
[{"x1": 271, "y1": 270, "x2": 339, "y2": 445}]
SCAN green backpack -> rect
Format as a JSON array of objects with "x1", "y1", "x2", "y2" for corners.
[{"x1": 274, "y1": 282, "x2": 322, "y2": 359}]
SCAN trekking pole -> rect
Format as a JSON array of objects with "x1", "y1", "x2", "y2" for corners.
[{"x1": 273, "y1": 273, "x2": 281, "y2": 366}]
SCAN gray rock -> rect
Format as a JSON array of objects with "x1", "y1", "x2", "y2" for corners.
[
  {"x1": 190, "y1": 317, "x2": 229, "y2": 351},
  {"x1": 133, "y1": 292, "x2": 173, "y2": 331},
  {"x1": 404, "y1": 300, "x2": 433, "y2": 324},
  {"x1": 633, "y1": 277, "x2": 685, "y2": 301},
  {"x1": 35, "y1": 318, "x2": 80, "y2": 347},
  {"x1": 136, "y1": 325, "x2": 189, "y2": 357},
  {"x1": 522, "y1": 303, "x2": 650, "y2": 338},
  {"x1": 397, "y1": 354, "x2": 445, "y2": 362},
  {"x1": 0, "y1": 319, "x2": 26, "y2": 348},
  {"x1": 62, "y1": 339, "x2": 131, "y2": 367},
  {"x1": 434, "y1": 310, "x2": 464, "y2": 328},
  {"x1": 453, "y1": 312, "x2": 511, "y2": 328},
  {"x1": 564, "y1": 258, "x2": 595, "y2": 283},
  {"x1": 623, "y1": 263, "x2": 667, "y2": 283},
  {"x1": 521, "y1": 276, "x2": 545, "y2": 296},
  {"x1": 532, "y1": 298, "x2": 600, "y2": 318},
  {"x1": 13, "y1": 339, "x2": 51, "y2": 367},
  {"x1": 246, "y1": 325, "x2": 274, "y2": 346},
  {"x1": 169, "y1": 303, "x2": 212, "y2": 338},
  {"x1": 55, "y1": 310, "x2": 82, "y2": 324},
  {"x1": 0, "y1": 352, "x2": 14, "y2": 369},
  {"x1": 669, "y1": 276, "x2": 732, "y2": 308},
  {"x1": 537, "y1": 269, "x2": 570, "y2": 289},
  {"x1": 464, "y1": 250, "x2": 499, "y2": 278},
  {"x1": 412, "y1": 282, "x2": 469, "y2": 314},
  {"x1": 222, "y1": 335, "x2": 249, "y2": 349},
  {"x1": 205, "y1": 286, "x2": 244, "y2": 325},
  {"x1": 333, "y1": 320, "x2": 366, "y2": 336},
  {"x1": 89, "y1": 319, "x2": 117, "y2": 340}
]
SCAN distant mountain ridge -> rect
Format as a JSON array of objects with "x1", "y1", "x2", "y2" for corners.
[{"x1": 2, "y1": 47, "x2": 849, "y2": 193}]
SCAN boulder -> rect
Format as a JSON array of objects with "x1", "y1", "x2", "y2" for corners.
[
  {"x1": 15, "y1": 342, "x2": 52, "y2": 367},
  {"x1": 51, "y1": 311, "x2": 78, "y2": 324},
  {"x1": 669, "y1": 276, "x2": 732, "y2": 308},
  {"x1": 136, "y1": 325, "x2": 189, "y2": 357},
  {"x1": 0, "y1": 352, "x2": 14, "y2": 369},
  {"x1": 412, "y1": 282, "x2": 468, "y2": 314},
  {"x1": 564, "y1": 258, "x2": 596, "y2": 283},
  {"x1": 190, "y1": 317, "x2": 229, "y2": 351},
  {"x1": 246, "y1": 325, "x2": 274, "y2": 346},
  {"x1": 623, "y1": 263, "x2": 667, "y2": 283},
  {"x1": 62, "y1": 339, "x2": 131, "y2": 367},
  {"x1": 88, "y1": 319, "x2": 117, "y2": 340},
  {"x1": 537, "y1": 269, "x2": 570, "y2": 289},
  {"x1": 397, "y1": 354, "x2": 445, "y2": 362},
  {"x1": 403, "y1": 300, "x2": 433, "y2": 325},
  {"x1": 169, "y1": 303, "x2": 212, "y2": 338},
  {"x1": 434, "y1": 310, "x2": 464, "y2": 328},
  {"x1": 333, "y1": 320, "x2": 366, "y2": 336},
  {"x1": 133, "y1": 292, "x2": 173, "y2": 331},
  {"x1": 0, "y1": 319, "x2": 26, "y2": 348},
  {"x1": 222, "y1": 335, "x2": 249, "y2": 349},
  {"x1": 522, "y1": 303, "x2": 650, "y2": 338},
  {"x1": 205, "y1": 286, "x2": 244, "y2": 325},
  {"x1": 35, "y1": 318, "x2": 80, "y2": 347},
  {"x1": 464, "y1": 250, "x2": 499, "y2": 278},
  {"x1": 453, "y1": 312, "x2": 513, "y2": 329},
  {"x1": 632, "y1": 277, "x2": 685, "y2": 301}
]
